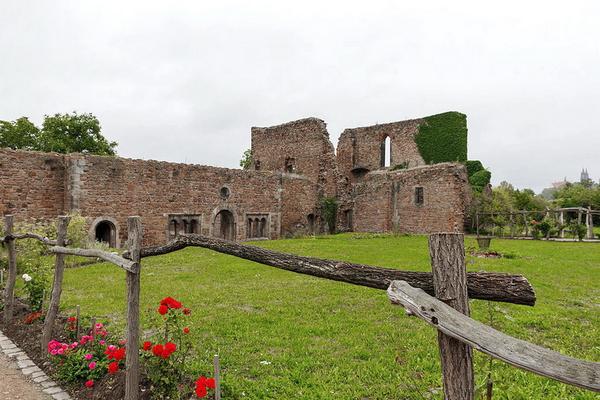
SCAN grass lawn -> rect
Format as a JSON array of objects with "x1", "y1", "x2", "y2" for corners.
[{"x1": 56, "y1": 234, "x2": 599, "y2": 399}]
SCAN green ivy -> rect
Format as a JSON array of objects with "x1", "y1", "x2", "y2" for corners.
[
  {"x1": 469, "y1": 169, "x2": 491, "y2": 191},
  {"x1": 465, "y1": 160, "x2": 484, "y2": 176},
  {"x1": 415, "y1": 112, "x2": 467, "y2": 164},
  {"x1": 320, "y1": 197, "x2": 338, "y2": 234}
]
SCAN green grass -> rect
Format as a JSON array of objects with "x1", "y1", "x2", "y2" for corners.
[{"x1": 58, "y1": 234, "x2": 599, "y2": 399}]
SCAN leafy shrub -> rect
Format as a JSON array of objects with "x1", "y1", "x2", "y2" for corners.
[
  {"x1": 415, "y1": 112, "x2": 468, "y2": 164},
  {"x1": 465, "y1": 160, "x2": 484, "y2": 176},
  {"x1": 320, "y1": 197, "x2": 338, "y2": 234},
  {"x1": 469, "y1": 170, "x2": 491, "y2": 191},
  {"x1": 569, "y1": 222, "x2": 587, "y2": 241},
  {"x1": 48, "y1": 321, "x2": 125, "y2": 388},
  {"x1": 21, "y1": 272, "x2": 46, "y2": 312},
  {"x1": 142, "y1": 297, "x2": 214, "y2": 399}
]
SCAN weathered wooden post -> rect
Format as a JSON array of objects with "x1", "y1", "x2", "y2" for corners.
[
  {"x1": 559, "y1": 210, "x2": 565, "y2": 238},
  {"x1": 213, "y1": 354, "x2": 221, "y2": 400},
  {"x1": 41, "y1": 216, "x2": 70, "y2": 355},
  {"x1": 125, "y1": 216, "x2": 143, "y2": 400},
  {"x1": 429, "y1": 233, "x2": 474, "y2": 400},
  {"x1": 3, "y1": 215, "x2": 17, "y2": 326},
  {"x1": 76, "y1": 305, "x2": 81, "y2": 340},
  {"x1": 509, "y1": 212, "x2": 515, "y2": 238},
  {"x1": 523, "y1": 212, "x2": 529, "y2": 237}
]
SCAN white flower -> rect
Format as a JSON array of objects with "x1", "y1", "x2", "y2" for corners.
[
  {"x1": 259, "y1": 360, "x2": 271, "y2": 365},
  {"x1": 22, "y1": 273, "x2": 32, "y2": 282}
]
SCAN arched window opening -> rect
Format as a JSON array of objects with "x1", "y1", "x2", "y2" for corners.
[
  {"x1": 259, "y1": 217, "x2": 267, "y2": 237},
  {"x1": 190, "y1": 219, "x2": 198, "y2": 234},
  {"x1": 307, "y1": 214, "x2": 315, "y2": 235},
  {"x1": 181, "y1": 220, "x2": 189, "y2": 235},
  {"x1": 95, "y1": 220, "x2": 116, "y2": 248},
  {"x1": 254, "y1": 218, "x2": 260, "y2": 237},
  {"x1": 214, "y1": 210, "x2": 235, "y2": 241},
  {"x1": 381, "y1": 136, "x2": 391, "y2": 167},
  {"x1": 169, "y1": 220, "x2": 178, "y2": 238}
]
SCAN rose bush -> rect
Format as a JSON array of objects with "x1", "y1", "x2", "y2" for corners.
[
  {"x1": 141, "y1": 296, "x2": 214, "y2": 399},
  {"x1": 48, "y1": 321, "x2": 125, "y2": 388}
]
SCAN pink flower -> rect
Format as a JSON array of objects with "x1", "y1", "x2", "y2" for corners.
[
  {"x1": 95, "y1": 323, "x2": 103, "y2": 330},
  {"x1": 99, "y1": 340, "x2": 106, "y2": 345},
  {"x1": 88, "y1": 361, "x2": 96, "y2": 370},
  {"x1": 84, "y1": 353, "x2": 93, "y2": 360},
  {"x1": 119, "y1": 339, "x2": 126, "y2": 346},
  {"x1": 107, "y1": 345, "x2": 116, "y2": 352},
  {"x1": 57, "y1": 348, "x2": 64, "y2": 355},
  {"x1": 50, "y1": 349, "x2": 58, "y2": 356}
]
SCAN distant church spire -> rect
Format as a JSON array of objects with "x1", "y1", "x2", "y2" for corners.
[{"x1": 581, "y1": 168, "x2": 590, "y2": 183}]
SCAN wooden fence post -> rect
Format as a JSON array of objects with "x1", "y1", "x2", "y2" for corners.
[
  {"x1": 429, "y1": 233, "x2": 474, "y2": 400},
  {"x1": 41, "y1": 216, "x2": 70, "y2": 356},
  {"x1": 3, "y1": 215, "x2": 16, "y2": 326},
  {"x1": 125, "y1": 216, "x2": 143, "y2": 400},
  {"x1": 213, "y1": 354, "x2": 221, "y2": 400}
]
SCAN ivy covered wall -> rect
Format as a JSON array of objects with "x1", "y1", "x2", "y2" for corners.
[{"x1": 415, "y1": 112, "x2": 468, "y2": 164}]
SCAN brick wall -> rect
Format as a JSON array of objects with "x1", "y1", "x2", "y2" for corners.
[
  {"x1": 337, "y1": 119, "x2": 426, "y2": 182},
  {"x1": 0, "y1": 149, "x2": 65, "y2": 221},
  {"x1": 353, "y1": 163, "x2": 469, "y2": 234}
]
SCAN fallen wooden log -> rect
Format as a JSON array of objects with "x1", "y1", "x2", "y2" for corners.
[
  {"x1": 387, "y1": 280, "x2": 600, "y2": 392},
  {"x1": 124, "y1": 234, "x2": 536, "y2": 306}
]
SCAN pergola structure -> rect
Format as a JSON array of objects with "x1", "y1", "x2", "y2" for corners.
[{"x1": 475, "y1": 207, "x2": 599, "y2": 240}]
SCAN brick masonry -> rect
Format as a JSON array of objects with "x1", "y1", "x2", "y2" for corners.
[{"x1": 0, "y1": 114, "x2": 471, "y2": 246}]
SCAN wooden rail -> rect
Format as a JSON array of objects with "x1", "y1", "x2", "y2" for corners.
[
  {"x1": 387, "y1": 280, "x2": 600, "y2": 392},
  {"x1": 123, "y1": 234, "x2": 537, "y2": 306},
  {"x1": 49, "y1": 246, "x2": 138, "y2": 273}
]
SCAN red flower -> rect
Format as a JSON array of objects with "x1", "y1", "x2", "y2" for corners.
[
  {"x1": 183, "y1": 308, "x2": 191, "y2": 315},
  {"x1": 158, "y1": 305, "x2": 168, "y2": 315},
  {"x1": 68, "y1": 316, "x2": 77, "y2": 322},
  {"x1": 195, "y1": 384, "x2": 207, "y2": 398},
  {"x1": 85, "y1": 379, "x2": 94, "y2": 388},
  {"x1": 143, "y1": 341, "x2": 152, "y2": 351},
  {"x1": 107, "y1": 361, "x2": 119, "y2": 374},
  {"x1": 183, "y1": 327, "x2": 190, "y2": 334},
  {"x1": 204, "y1": 378, "x2": 215, "y2": 390},
  {"x1": 160, "y1": 296, "x2": 182, "y2": 309},
  {"x1": 112, "y1": 347, "x2": 126, "y2": 361},
  {"x1": 152, "y1": 344, "x2": 164, "y2": 357},
  {"x1": 165, "y1": 342, "x2": 176, "y2": 353}
]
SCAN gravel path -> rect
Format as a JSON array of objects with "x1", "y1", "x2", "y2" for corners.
[{"x1": 0, "y1": 351, "x2": 52, "y2": 400}]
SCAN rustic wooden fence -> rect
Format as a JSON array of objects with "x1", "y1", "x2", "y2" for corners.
[{"x1": 2, "y1": 215, "x2": 599, "y2": 399}]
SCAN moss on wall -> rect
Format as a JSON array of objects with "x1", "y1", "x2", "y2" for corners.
[{"x1": 415, "y1": 112, "x2": 467, "y2": 164}]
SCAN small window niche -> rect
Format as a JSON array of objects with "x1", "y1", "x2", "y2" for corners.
[
  {"x1": 414, "y1": 187, "x2": 424, "y2": 206},
  {"x1": 167, "y1": 214, "x2": 201, "y2": 240},
  {"x1": 246, "y1": 213, "x2": 270, "y2": 239}
]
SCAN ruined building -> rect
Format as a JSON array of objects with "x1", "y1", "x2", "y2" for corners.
[{"x1": 0, "y1": 112, "x2": 471, "y2": 247}]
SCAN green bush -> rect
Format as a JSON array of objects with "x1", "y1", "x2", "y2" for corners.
[
  {"x1": 469, "y1": 169, "x2": 491, "y2": 191},
  {"x1": 320, "y1": 197, "x2": 338, "y2": 234},
  {"x1": 415, "y1": 112, "x2": 467, "y2": 164},
  {"x1": 466, "y1": 160, "x2": 484, "y2": 176}
]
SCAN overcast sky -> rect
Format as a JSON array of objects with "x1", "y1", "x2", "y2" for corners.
[{"x1": 1, "y1": 1, "x2": 599, "y2": 192}]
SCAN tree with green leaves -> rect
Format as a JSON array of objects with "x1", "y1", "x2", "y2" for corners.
[
  {"x1": 0, "y1": 112, "x2": 117, "y2": 155},
  {"x1": 239, "y1": 149, "x2": 252, "y2": 169}
]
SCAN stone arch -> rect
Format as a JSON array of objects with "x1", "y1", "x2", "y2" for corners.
[
  {"x1": 212, "y1": 208, "x2": 236, "y2": 241},
  {"x1": 259, "y1": 217, "x2": 267, "y2": 237},
  {"x1": 89, "y1": 216, "x2": 120, "y2": 248},
  {"x1": 307, "y1": 214, "x2": 315, "y2": 235}
]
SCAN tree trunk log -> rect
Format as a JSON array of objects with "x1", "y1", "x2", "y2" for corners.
[
  {"x1": 41, "y1": 216, "x2": 70, "y2": 356},
  {"x1": 3, "y1": 215, "x2": 17, "y2": 326},
  {"x1": 125, "y1": 217, "x2": 142, "y2": 400},
  {"x1": 127, "y1": 234, "x2": 536, "y2": 306},
  {"x1": 429, "y1": 233, "x2": 474, "y2": 400}
]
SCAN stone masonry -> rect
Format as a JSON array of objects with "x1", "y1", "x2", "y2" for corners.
[{"x1": 0, "y1": 113, "x2": 471, "y2": 246}]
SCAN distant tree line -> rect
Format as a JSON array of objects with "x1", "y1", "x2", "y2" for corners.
[{"x1": 0, "y1": 112, "x2": 117, "y2": 156}]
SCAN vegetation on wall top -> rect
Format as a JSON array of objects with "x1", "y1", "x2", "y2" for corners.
[
  {"x1": 0, "y1": 112, "x2": 117, "y2": 155},
  {"x1": 415, "y1": 111, "x2": 467, "y2": 164}
]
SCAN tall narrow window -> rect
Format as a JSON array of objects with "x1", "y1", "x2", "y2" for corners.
[
  {"x1": 381, "y1": 136, "x2": 391, "y2": 167},
  {"x1": 414, "y1": 187, "x2": 424, "y2": 206}
]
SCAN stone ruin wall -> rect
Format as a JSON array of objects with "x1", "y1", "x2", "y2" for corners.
[
  {"x1": 0, "y1": 114, "x2": 472, "y2": 246},
  {"x1": 0, "y1": 149, "x2": 66, "y2": 221},
  {"x1": 336, "y1": 119, "x2": 426, "y2": 183},
  {"x1": 353, "y1": 163, "x2": 470, "y2": 234}
]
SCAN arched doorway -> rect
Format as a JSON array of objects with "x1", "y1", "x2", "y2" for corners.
[
  {"x1": 95, "y1": 220, "x2": 117, "y2": 248},
  {"x1": 214, "y1": 210, "x2": 235, "y2": 241}
]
